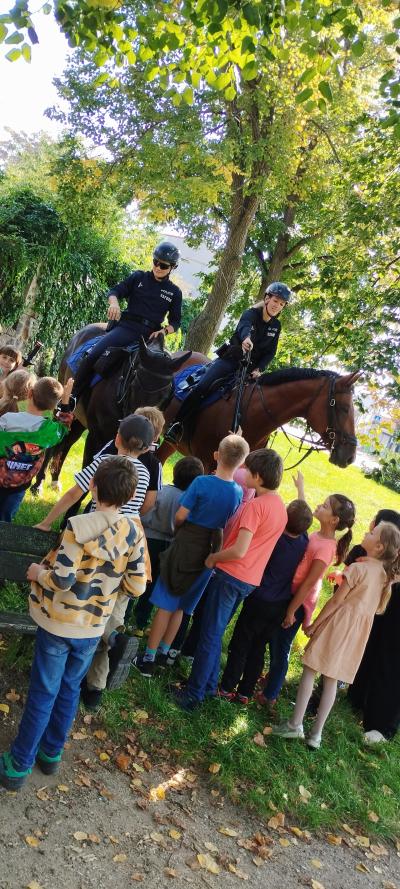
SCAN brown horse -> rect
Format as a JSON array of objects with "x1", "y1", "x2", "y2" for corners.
[{"x1": 157, "y1": 366, "x2": 361, "y2": 472}]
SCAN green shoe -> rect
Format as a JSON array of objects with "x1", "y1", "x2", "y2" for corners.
[
  {"x1": 0, "y1": 752, "x2": 32, "y2": 790},
  {"x1": 36, "y1": 748, "x2": 63, "y2": 775}
]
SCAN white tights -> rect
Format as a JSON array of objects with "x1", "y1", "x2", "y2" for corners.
[{"x1": 291, "y1": 666, "x2": 338, "y2": 740}]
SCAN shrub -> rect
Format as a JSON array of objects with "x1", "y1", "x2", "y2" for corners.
[{"x1": 364, "y1": 451, "x2": 400, "y2": 493}]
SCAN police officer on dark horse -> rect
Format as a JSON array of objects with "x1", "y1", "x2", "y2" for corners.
[
  {"x1": 71, "y1": 241, "x2": 183, "y2": 401},
  {"x1": 165, "y1": 281, "x2": 292, "y2": 443}
]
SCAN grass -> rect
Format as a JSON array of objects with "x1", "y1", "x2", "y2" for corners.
[{"x1": 1, "y1": 433, "x2": 400, "y2": 839}]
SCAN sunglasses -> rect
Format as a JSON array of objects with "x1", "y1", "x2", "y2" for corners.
[{"x1": 153, "y1": 259, "x2": 171, "y2": 270}]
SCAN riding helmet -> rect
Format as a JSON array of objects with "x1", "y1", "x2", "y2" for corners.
[
  {"x1": 265, "y1": 282, "x2": 292, "y2": 302},
  {"x1": 153, "y1": 241, "x2": 180, "y2": 267}
]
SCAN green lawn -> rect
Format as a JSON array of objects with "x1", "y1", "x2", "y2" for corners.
[{"x1": 1, "y1": 434, "x2": 400, "y2": 838}]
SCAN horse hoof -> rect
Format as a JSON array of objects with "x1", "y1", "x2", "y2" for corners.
[
  {"x1": 30, "y1": 486, "x2": 40, "y2": 498},
  {"x1": 50, "y1": 481, "x2": 62, "y2": 492}
]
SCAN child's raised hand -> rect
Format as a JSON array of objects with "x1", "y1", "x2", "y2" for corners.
[
  {"x1": 292, "y1": 471, "x2": 304, "y2": 493},
  {"x1": 62, "y1": 377, "x2": 74, "y2": 401}
]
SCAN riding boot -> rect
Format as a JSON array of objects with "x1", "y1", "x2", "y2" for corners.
[{"x1": 71, "y1": 354, "x2": 95, "y2": 400}]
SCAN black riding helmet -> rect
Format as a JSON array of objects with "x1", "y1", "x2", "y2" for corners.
[
  {"x1": 153, "y1": 241, "x2": 180, "y2": 268},
  {"x1": 265, "y1": 282, "x2": 292, "y2": 301}
]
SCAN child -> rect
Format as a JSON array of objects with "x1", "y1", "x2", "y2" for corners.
[
  {"x1": 35, "y1": 414, "x2": 154, "y2": 530},
  {"x1": 273, "y1": 520, "x2": 400, "y2": 750},
  {"x1": 257, "y1": 492, "x2": 356, "y2": 709},
  {"x1": 0, "y1": 376, "x2": 74, "y2": 522},
  {"x1": 219, "y1": 478, "x2": 313, "y2": 704},
  {"x1": 134, "y1": 434, "x2": 248, "y2": 678},
  {"x1": 0, "y1": 344, "x2": 22, "y2": 381},
  {"x1": 175, "y1": 448, "x2": 287, "y2": 711},
  {"x1": 132, "y1": 455, "x2": 205, "y2": 637},
  {"x1": 0, "y1": 457, "x2": 147, "y2": 791},
  {"x1": 0, "y1": 369, "x2": 36, "y2": 417}
]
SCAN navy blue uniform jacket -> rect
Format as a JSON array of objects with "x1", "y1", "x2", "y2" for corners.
[{"x1": 108, "y1": 270, "x2": 182, "y2": 331}]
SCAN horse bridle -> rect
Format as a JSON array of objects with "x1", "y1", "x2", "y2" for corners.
[
  {"x1": 117, "y1": 350, "x2": 174, "y2": 416},
  {"x1": 325, "y1": 375, "x2": 357, "y2": 453}
]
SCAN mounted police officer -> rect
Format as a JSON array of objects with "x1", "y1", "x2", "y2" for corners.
[
  {"x1": 166, "y1": 281, "x2": 292, "y2": 442},
  {"x1": 72, "y1": 241, "x2": 182, "y2": 399}
]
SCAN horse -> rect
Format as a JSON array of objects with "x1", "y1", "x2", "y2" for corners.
[
  {"x1": 157, "y1": 366, "x2": 361, "y2": 473},
  {"x1": 32, "y1": 323, "x2": 193, "y2": 492},
  {"x1": 37, "y1": 319, "x2": 360, "y2": 488}
]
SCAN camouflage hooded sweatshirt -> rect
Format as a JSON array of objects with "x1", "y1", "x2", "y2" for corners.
[{"x1": 29, "y1": 509, "x2": 148, "y2": 639}]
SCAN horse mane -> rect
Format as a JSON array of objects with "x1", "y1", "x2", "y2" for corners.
[{"x1": 259, "y1": 367, "x2": 338, "y2": 387}]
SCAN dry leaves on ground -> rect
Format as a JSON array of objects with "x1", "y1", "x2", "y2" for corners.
[
  {"x1": 209, "y1": 762, "x2": 221, "y2": 774},
  {"x1": 197, "y1": 853, "x2": 220, "y2": 874}
]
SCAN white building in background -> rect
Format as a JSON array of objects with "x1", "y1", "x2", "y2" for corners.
[{"x1": 160, "y1": 233, "x2": 214, "y2": 299}]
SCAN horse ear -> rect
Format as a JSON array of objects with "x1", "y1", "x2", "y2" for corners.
[
  {"x1": 338, "y1": 370, "x2": 363, "y2": 390},
  {"x1": 170, "y1": 350, "x2": 193, "y2": 372}
]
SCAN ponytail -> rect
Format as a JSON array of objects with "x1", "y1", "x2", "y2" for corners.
[
  {"x1": 329, "y1": 494, "x2": 356, "y2": 566},
  {"x1": 0, "y1": 369, "x2": 36, "y2": 417},
  {"x1": 376, "y1": 522, "x2": 400, "y2": 614}
]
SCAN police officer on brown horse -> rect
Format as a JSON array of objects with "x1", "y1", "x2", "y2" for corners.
[
  {"x1": 72, "y1": 242, "x2": 182, "y2": 400},
  {"x1": 166, "y1": 281, "x2": 292, "y2": 442}
]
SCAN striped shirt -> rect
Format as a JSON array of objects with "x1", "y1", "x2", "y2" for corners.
[{"x1": 74, "y1": 442, "x2": 150, "y2": 516}]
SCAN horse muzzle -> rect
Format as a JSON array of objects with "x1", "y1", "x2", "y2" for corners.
[{"x1": 329, "y1": 439, "x2": 357, "y2": 468}]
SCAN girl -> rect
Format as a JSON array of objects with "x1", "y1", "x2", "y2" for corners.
[
  {"x1": 0, "y1": 345, "x2": 22, "y2": 382},
  {"x1": 0, "y1": 369, "x2": 36, "y2": 417},
  {"x1": 274, "y1": 520, "x2": 400, "y2": 749},
  {"x1": 257, "y1": 493, "x2": 355, "y2": 709}
]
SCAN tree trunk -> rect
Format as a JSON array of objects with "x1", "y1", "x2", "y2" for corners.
[
  {"x1": 13, "y1": 265, "x2": 41, "y2": 347},
  {"x1": 185, "y1": 189, "x2": 260, "y2": 353}
]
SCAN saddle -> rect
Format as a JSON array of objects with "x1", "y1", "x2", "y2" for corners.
[
  {"x1": 92, "y1": 344, "x2": 138, "y2": 380},
  {"x1": 173, "y1": 364, "x2": 236, "y2": 408}
]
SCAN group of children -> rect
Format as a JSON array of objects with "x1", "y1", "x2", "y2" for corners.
[{"x1": 0, "y1": 344, "x2": 399, "y2": 792}]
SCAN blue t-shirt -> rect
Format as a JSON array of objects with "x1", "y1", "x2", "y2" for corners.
[
  {"x1": 252, "y1": 531, "x2": 308, "y2": 603},
  {"x1": 179, "y1": 475, "x2": 242, "y2": 529}
]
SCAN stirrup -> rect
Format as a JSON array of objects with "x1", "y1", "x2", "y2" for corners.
[{"x1": 164, "y1": 422, "x2": 184, "y2": 444}]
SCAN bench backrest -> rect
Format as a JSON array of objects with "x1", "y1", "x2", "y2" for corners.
[{"x1": 0, "y1": 521, "x2": 60, "y2": 584}]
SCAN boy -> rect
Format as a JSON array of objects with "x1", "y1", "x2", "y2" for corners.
[
  {"x1": 35, "y1": 413, "x2": 154, "y2": 530},
  {"x1": 0, "y1": 457, "x2": 147, "y2": 791},
  {"x1": 219, "y1": 483, "x2": 313, "y2": 703},
  {"x1": 0, "y1": 376, "x2": 74, "y2": 522},
  {"x1": 175, "y1": 449, "x2": 287, "y2": 711},
  {"x1": 134, "y1": 434, "x2": 249, "y2": 677},
  {"x1": 0, "y1": 344, "x2": 22, "y2": 379}
]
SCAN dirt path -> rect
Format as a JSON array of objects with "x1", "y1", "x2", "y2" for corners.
[{"x1": 0, "y1": 689, "x2": 399, "y2": 889}]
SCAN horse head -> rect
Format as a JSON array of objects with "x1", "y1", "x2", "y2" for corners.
[
  {"x1": 127, "y1": 336, "x2": 192, "y2": 410},
  {"x1": 138, "y1": 334, "x2": 192, "y2": 374},
  {"x1": 309, "y1": 370, "x2": 361, "y2": 468}
]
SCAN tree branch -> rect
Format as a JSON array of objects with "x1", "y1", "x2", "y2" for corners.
[{"x1": 309, "y1": 120, "x2": 341, "y2": 165}]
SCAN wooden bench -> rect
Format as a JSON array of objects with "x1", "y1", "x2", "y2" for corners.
[{"x1": 0, "y1": 522, "x2": 59, "y2": 635}]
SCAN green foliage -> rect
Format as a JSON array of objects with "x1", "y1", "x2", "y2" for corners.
[{"x1": 364, "y1": 451, "x2": 400, "y2": 494}]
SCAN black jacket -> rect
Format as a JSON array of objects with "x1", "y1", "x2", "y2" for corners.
[
  {"x1": 108, "y1": 270, "x2": 182, "y2": 331},
  {"x1": 217, "y1": 307, "x2": 281, "y2": 371}
]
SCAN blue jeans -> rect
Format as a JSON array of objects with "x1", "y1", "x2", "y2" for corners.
[
  {"x1": 186, "y1": 569, "x2": 254, "y2": 702},
  {"x1": 0, "y1": 487, "x2": 26, "y2": 522},
  {"x1": 11, "y1": 627, "x2": 99, "y2": 771},
  {"x1": 263, "y1": 606, "x2": 304, "y2": 701}
]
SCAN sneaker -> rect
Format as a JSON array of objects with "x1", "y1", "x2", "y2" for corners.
[
  {"x1": 172, "y1": 688, "x2": 199, "y2": 712},
  {"x1": 166, "y1": 648, "x2": 180, "y2": 667},
  {"x1": 272, "y1": 720, "x2": 304, "y2": 740},
  {"x1": 132, "y1": 655, "x2": 155, "y2": 678},
  {"x1": 0, "y1": 752, "x2": 31, "y2": 791},
  {"x1": 363, "y1": 730, "x2": 387, "y2": 745},
  {"x1": 254, "y1": 690, "x2": 277, "y2": 710},
  {"x1": 106, "y1": 634, "x2": 139, "y2": 691},
  {"x1": 36, "y1": 749, "x2": 62, "y2": 775},
  {"x1": 306, "y1": 734, "x2": 321, "y2": 750},
  {"x1": 236, "y1": 694, "x2": 250, "y2": 705},
  {"x1": 217, "y1": 688, "x2": 235, "y2": 701},
  {"x1": 155, "y1": 651, "x2": 169, "y2": 669},
  {"x1": 80, "y1": 684, "x2": 103, "y2": 714}
]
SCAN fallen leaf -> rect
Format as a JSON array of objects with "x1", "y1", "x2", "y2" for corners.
[
  {"x1": 133, "y1": 709, "x2": 149, "y2": 722},
  {"x1": 149, "y1": 785, "x2": 165, "y2": 801},
  {"x1": 228, "y1": 863, "x2": 249, "y2": 880},
  {"x1": 109, "y1": 836, "x2": 120, "y2": 845},
  {"x1": 290, "y1": 827, "x2": 304, "y2": 839},
  {"x1": 252, "y1": 856, "x2": 264, "y2": 867},
  {"x1": 88, "y1": 834, "x2": 100, "y2": 843},
  {"x1": 77, "y1": 773, "x2": 91, "y2": 788},
  {"x1": 115, "y1": 752, "x2": 131, "y2": 772},
  {"x1": 208, "y1": 762, "x2": 221, "y2": 774},
  {"x1": 326, "y1": 834, "x2": 342, "y2": 846},
  {"x1": 83, "y1": 713, "x2": 92, "y2": 724},
  {"x1": 113, "y1": 853, "x2": 128, "y2": 863},
  {"x1": 219, "y1": 826, "x2": 238, "y2": 837},
  {"x1": 299, "y1": 784, "x2": 312, "y2": 802},
  {"x1": 57, "y1": 784, "x2": 69, "y2": 792},
  {"x1": 367, "y1": 811, "x2": 379, "y2": 823},
  {"x1": 185, "y1": 771, "x2": 197, "y2": 783},
  {"x1": 36, "y1": 787, "x2": 50, "y2": 801},
  {"x1": 93, "y1": 729, "x2": 107, "y2": 740},
  {"x1": 26, "y1": 883, "x2": 43, "y2": 889},
  {"x1": 342, "y1": 824, "x2": 356, "y2": 835},
  {"x1": 197, "y1": 853, "x2": 220, "y2": 874},
  {"x1": 99, "y1": 785, "x2": 114, "y2": 800},
  {"x1": 279, "y1": 838, "x2": 290, "y2": 847},
  {"x1": 72, "y1": 731, "x2": 86, "y2": 740},
  {"x1": 356, "y1": 835, "x2": 370, "y2": 848},
  {"x1": 370, "y1": 844, "x2": 388, "y2": 856},
  {"x1": 268, "y1": 812, "x2": 285, "y2": 829},
  {"x1": 131, "y1": 874, "x2": 144, "y2": 882},
  {"x1": 310, "y1": 882, "x2": 325, "y2": 889},
  {"x1": 382, "y1": 785, "x2": 392, "y2": 796},
  {"x1": 25, "y1": 836, "x2": 40, "y2": 847},
  {"x1": 150, "y1": 832, "x2": 167, "y2": 847},
  {"x1": 73, "y1": 831, "x2": 88, "y2": 841},
  {"x1": 383, "y1": 883, "x2": 397, "y2": 889},
  {"x1": 204, "y1": 841, "x2": 219, "y2": 853},
  {"x1": 311, "y1": 859, "x2": 323, "y2": 869},
  {"x1": 263, "y1": 725, "x2": 273, "y2": 735},
  {"x1": 356, "y1": 863, "x2": 370, "y2": 873},
  {"x1": 253, "y1": 732, "x2": 265, "y2": 747},
  {"x1": 131, "y1": 762, "x2": 145, "y2": 773},
  {"x1": 320, "y1": 803, "x2": 328, "y2": 810},
  {"x1": 0, "y1": 703, "x2": 10, "y2": 714},
  {"x1": 99, "y1": 752, "x2": 110, "y2": 762},
  {"x1": 169, "y1": 830, "x2": 181, "y2": 840},
  {"x1": 164, "y1": 869, "x2": 178, "y2": 878},
  {"x1": 6, "y1": 689, "x2": 20, "y2": 702}
]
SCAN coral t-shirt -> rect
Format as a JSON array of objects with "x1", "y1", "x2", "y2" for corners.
[
  {"x1": 216, "y1": 492, "x2": 287, "y2": 586},
  {"x1": 291, "y1": 531, "x2": 337, "y2": 627}
]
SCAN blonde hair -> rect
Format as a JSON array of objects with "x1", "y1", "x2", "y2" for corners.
[
  {"x1": 0, "y1": 369, "x2": 37, "y2": 417},
  {"x1": 376, "y1": 521, "x2": 400, "y2": 614},
  {"x1": 135, "y1": 405, "x2": 165, "y2": 439},
  {"x1": 218, "y1": 434, "x2": 250, "y2": 469},
  {"x1": 31, "y1": 376, "x2": 63, "y2": 411}
]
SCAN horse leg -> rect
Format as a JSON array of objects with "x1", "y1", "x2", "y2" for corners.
[
  {"x1": 48, "y1": 419, "x2": 85, "y2": 490},
  {"x1": 30, "y1": 448, "x2": 53, "y2": 496}
]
